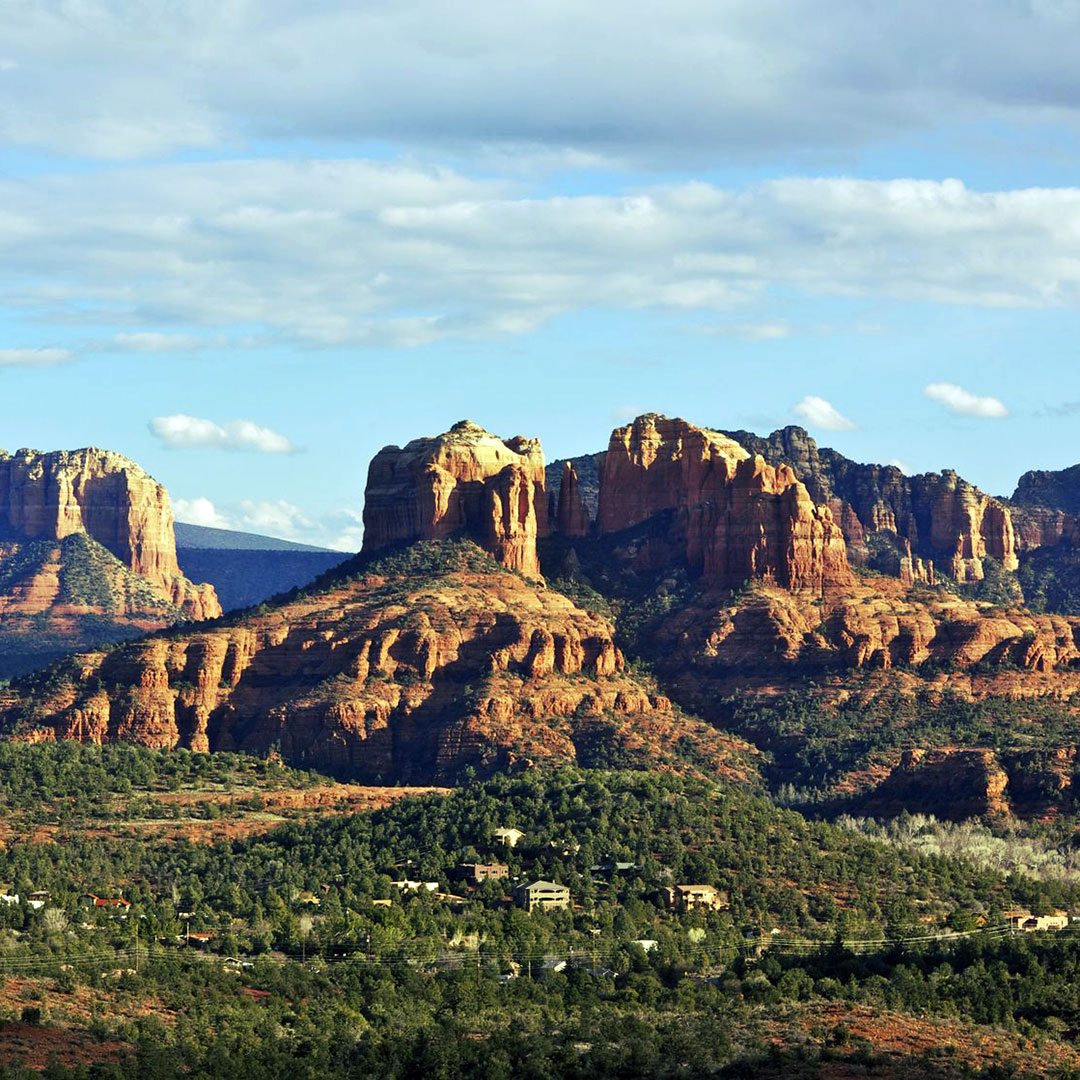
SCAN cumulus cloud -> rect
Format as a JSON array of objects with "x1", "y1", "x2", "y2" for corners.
[
  {"x1": 791, "y1": 395, "x2": 857, "y2": 431},
  {"x1": 923, "y1": 382, "x2": 1008, "y2": 418},
  {"x1": 5, "y1": 3, "x2": 1080, "y2": 163},
  {"x1": 9, "y1": 167, "x2": 1080, "y2": 351},
  {"x1": 238, "y1": 500, "x2": 315, "y2": 540},
  {"x1": 172, "y1": 497, "x2": 360, "y2": 549},
  {"x1": 149, "y1": 414, "x2": 298, "y2": 453},
  {"x1": 0, "y1": 347, "x2": 72, "y2": 366},
  {"x1": 173, "y1": 496, "x2": 232, "y2": 529}
]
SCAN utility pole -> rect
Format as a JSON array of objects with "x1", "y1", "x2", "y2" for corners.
[{"x1": 135, "y1": 920, "x2": 139, "y2": 974}]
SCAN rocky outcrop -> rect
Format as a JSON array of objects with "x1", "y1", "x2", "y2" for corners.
[
  {"x1": 362, "y1": 421, "x2": 548, "y2": 577},
  {"x1": 725, "y1": 426, "x2": 1020, "y2": 582},
  {"x1": 594, "y1": 415, "x2": 853, "y2": 591},
  {"x1": 653, "y1": 577, "x2": 1080, "y2": 706},
  {"x1": 554, "y1": 462, "x2": 590, "y2": 537},
  {"x1": 1013, "y1": 463, "x2": 1080, "y2": 516},
  {"x1": 0, "y1": 447, "x2": 219, "y2": 620},
  {"x1": 0, "y1": 543, "x2": 758, "y2": 784}
]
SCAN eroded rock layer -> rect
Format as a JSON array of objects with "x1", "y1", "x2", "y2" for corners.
[
  {"x1": 653, "y1": 578, "x2": 1080, "y2": 706},
  {"x1": 362, "y1": 421, "x2": 548, "y2": 577},
  {"x1": 1, "y1": 544, "x2": 757, "y2": 784}
]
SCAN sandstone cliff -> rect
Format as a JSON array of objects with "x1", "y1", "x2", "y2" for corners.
[
  {"x1": 554, "y1": 462, "x2": 590, "y2": 538},
  {"x1": 1, "y1": 542, "x2": 757, "y2": 784},
  {"x1": 0, "y1": 447, "x2": 219, "y2": 620},
  {"x1": 362, "y1": 421, "x2": 548, "y2": 578},
  {"x1": 723, "y1": 426, "x2": 1022, "y2": 582},
  {"x1": 593, "y1": 415, "x2": 853, "y2": 591}
]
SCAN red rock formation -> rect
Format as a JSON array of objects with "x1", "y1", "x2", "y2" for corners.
[
  {"x1": 596, "y1": 415, "x2": 853, "y2": 591},
  {"x1": 723, "y1": 426, "x2": 1026, "y2": 583},
  {"x1": 362, "y1": 421, "x2": 548, "y2": 577},
  {"x1": 0, "y1": 447, "x2": 219, "y2": 619},
  {"x1": 0, "y1": 547, "x2": 758, "y2": 784},
  {"x1": 654, "y1": 577, "x2": 1080, "y2": 707},
  {"x1": 909, "y1": 471, "x2": 1017, "y2": 581},
  {"x1": 555, "y1": 462, "x2": 590, "y2": 538}
]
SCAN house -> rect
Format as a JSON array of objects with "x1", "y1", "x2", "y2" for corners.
[
  {"x1": 589, "y1": 862, "x2": 637, "y2": 876},
  {"x1": 391, "y1": 880, "x2": 439, "y2": 893},
  {"x1": 0, "y1": 894, "x2": 18, "y2": 906},
  {"x1": 185, "y1": 931, "x2": 215, "y2": 947},
  {"x1": 666, "y1": 885, "x2": 726, "y2": 912},
  {"x1": 515, "y1": 880, "x2": 570, "y2": 913},
  {"x1": 633, "y1": 939, "x2": 658, "y2": 953},
  {"x1": 80, "y1": 894, "x2": 131, "y2": 910},
  {"x1": 371, "y1": 898, "x2": 393, "y2": 908},
  {"x1": 454, "y1": 863, "x2": 509, "y2": 884},
  {"x1": 494, "y1": 828, "x2": 525, "y2": 848},
  {"x1": 1004, "y1": 909, "x2": 1069, "y2": 932}
]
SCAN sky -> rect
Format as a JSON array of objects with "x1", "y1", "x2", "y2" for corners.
[{"x1": 4, "y1": 2, "x2": 1080, "y2": 549}]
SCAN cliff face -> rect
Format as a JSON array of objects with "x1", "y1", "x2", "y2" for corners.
[
  {"x1": 0, "y1": 543, "x2": 758, "y2": 784},
  {"x1": 1014, "y1": 463, "x2": 1080, "y2": 515},
  {"x1": 594, "y1": 415, "x2": 853, "y2": 590},
  {"x1": 0, "y1": 448, "x2": 219, "y2": 620},
  {"x1": 723, "y1": 426, "x2": 1021, "y2": 582},
  {"x1": 554, "y1": 462, "x2": 590, "y2": 538},
  {"x1": 362, "y1": 421, "x2": 548, "y2": 577}
]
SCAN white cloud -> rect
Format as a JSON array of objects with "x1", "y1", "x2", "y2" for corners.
[
  {"x1": 10, "y1": 168, "x2": 1080, "y2": 351},
  {"x1": 322, "y1": 509, "x2": 365, "y2": 552},
  {"x1": 5, "y1": 3, "x2": 1080, "y2": 164},
  {"x1": 149, "y1": 414, "x2": 297, "y2": 453},
  {"x1": 113, "y1": 333, "x2": 198, "y2": 353},
  {"x1": 0, "y1": 347, "x2": 72, "y2": 366},
  {"x1": 696, "y1": 321, "x2": 795, "y2": 340},
  {"x1": 791, "y1": 395, "x2": 857, "y2": 431},
  {"x1": 238, "y1": 500, "x2": 315, "y2": 540},
  {"x1": 923, "y1": 382, "x2": 1008, "y2": 418},
  {"x1": 172, "y1": 497, "x2": 361, "y2": 549},
  {"x1": 886, "y1": 458, "x2": 914, "y2": 474},
  {"x1": 173, "y1": 496, "x2": 232, "y2": 529}
]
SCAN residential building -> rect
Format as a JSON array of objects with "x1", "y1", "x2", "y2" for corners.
[
  {"x1": 390, "y1": 880, "x2": 439, "y2": 893},
  {"x1": 515, "y1": 880, "x2": 570, "y2": 913},
  {"x1": 454, "y1": 862, "x2": 509, "y2": 883},
  {"x1": 80, "y1": 894, "x2": 131, "y2": 910},
  {"x1": 666, "y1": 885, "x2": 727, "y2": 912},
  {"x1": 494, "y1": 828, "x2": 525, "y2": 848},
  {"x1": 1004, "y1": 909, "x2": 1069, "y2": 932}
]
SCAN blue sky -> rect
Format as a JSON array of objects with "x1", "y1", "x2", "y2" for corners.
[{"x1": 3, "y1": 1, "x2": 1080, "y2": 549}]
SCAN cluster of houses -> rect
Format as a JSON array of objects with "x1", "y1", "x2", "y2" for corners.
[{"x1": 380, "y1": 826, "x2": 732, "y2": 918}]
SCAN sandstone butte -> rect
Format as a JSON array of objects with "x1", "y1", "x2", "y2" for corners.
[
  {"x1": 0, "y1": 446, "x2": 220, "y2": 621},
  {"x1": 0, "y1": 548, "x2": 757, "y2": 785},
  {"x1": 362, "y1": 420, "x2": 548, "y2": 578},
  {"x1": 596, "y1": 414, "x2": 853, "y2": 591}
]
